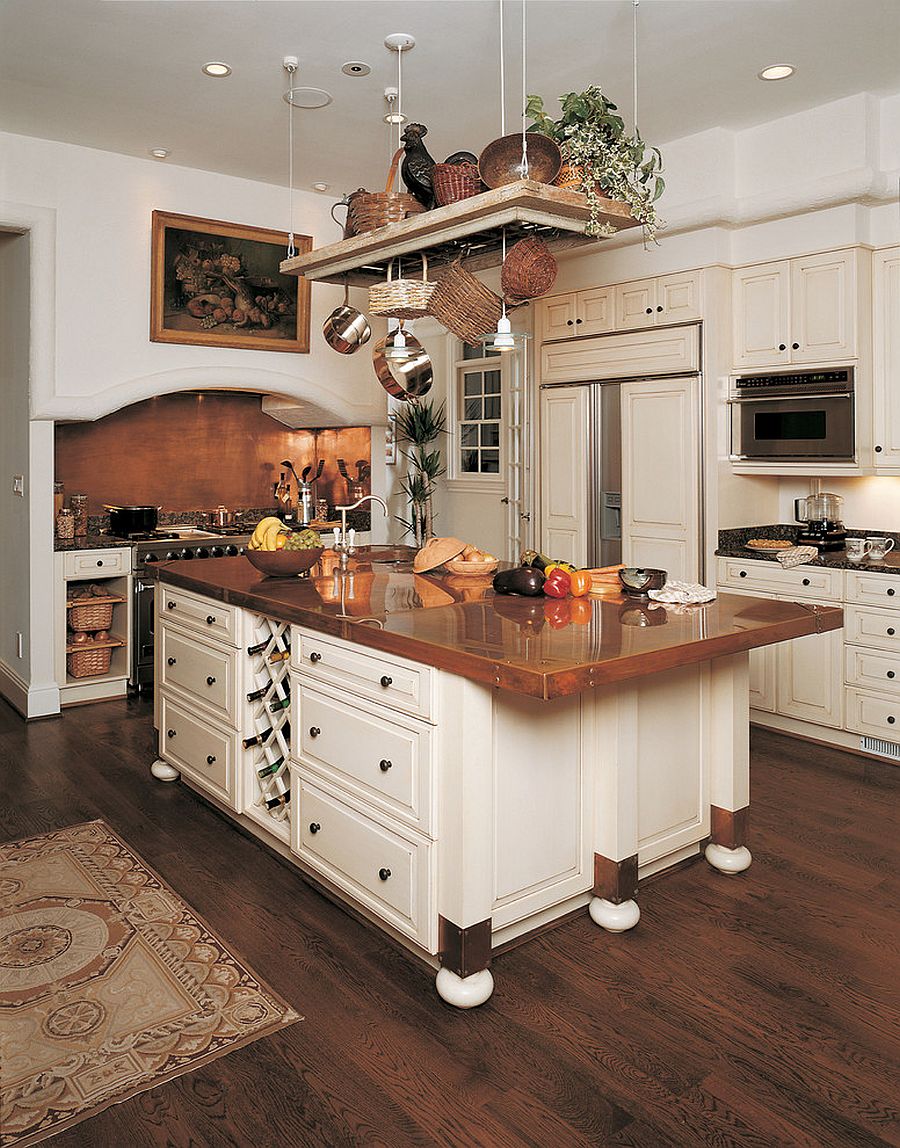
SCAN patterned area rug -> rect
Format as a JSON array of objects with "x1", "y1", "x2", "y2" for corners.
[{"x1": 0, "y1": 820, "x2": 300, "y2": 1147}]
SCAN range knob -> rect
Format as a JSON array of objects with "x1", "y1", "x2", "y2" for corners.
[
  {"x1": 211, "y1": 546, "x2": 225, "y2": 557},
  {"x1": 179, "y1": 548, "x2": 194, "y2": 559},
  {"x1": 237, "y1": 546, "x2": 247, "y2": 555},
  {"x1": 144, "y1": 552, "x2": 159, "y2": 563},
  {"x1": 195, "y1": 547, "x2": 210, "y2": 558},
  {"x1": 165, "y1": 550, "x2": 180, "y2": 560},
  {"x1": 224, "y1": 545, "x2": 239, "y2": 556}
]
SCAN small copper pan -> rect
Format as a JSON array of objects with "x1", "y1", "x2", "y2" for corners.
[
  {"x1": 323, "y1": 282, "x2": 371, "y2": 354},
  {"x1": 372, "y1": 327, "x2": 433, "y2": 400}
]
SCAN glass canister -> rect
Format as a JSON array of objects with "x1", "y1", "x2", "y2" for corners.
[
  {"x1": 70, "y1": 493, "x2": 88, "y2": 537},
  {"x1": 54, "y1": 481, "x2": 65, "y2": 519},
  {"x1": 315, "y1": 497, "x2": 329, "y2": 522},
  {"x1": 56, "y1": 507, "x2": 75, "y2": 541}
]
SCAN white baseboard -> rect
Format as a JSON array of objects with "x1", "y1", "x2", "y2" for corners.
[{"x1": 0, "y1": 660, "x2": 60, "y2": 719}]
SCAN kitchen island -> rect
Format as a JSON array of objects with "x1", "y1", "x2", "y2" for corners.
[{"x1": 149, "y1": 551, "x2": 842, "y2": 1007}]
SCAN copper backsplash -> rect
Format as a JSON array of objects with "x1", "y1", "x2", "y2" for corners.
[{"x1": 55, "y1": 392, "x2": 372, "y2": 514}]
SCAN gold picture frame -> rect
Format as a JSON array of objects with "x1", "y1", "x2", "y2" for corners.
[{"x1": 150, "y1": 210, "x2": 311, "y2": 353}]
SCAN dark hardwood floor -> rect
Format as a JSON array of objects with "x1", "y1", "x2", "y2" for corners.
[{"x1": 2, "y1": 695, "x2": 898, "y2": 1148}]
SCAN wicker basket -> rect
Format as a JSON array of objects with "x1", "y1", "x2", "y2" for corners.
[
  {"x1": 368, "y1": 254, "x2": 436, "y2": 320},
  {"x1": 427, "y1": 258, "x2": 504, "y2": 346},
  {"x1": 346, "y1": 148, "x2": 427, "y2": 236},
  {"x1": 68, "y1": 600, "x2": 115, "y2": 631},
  {"x1": 432, "y1": 162, "x2": 483, "y2": 206},
  {"x1": 501, "y1": 237, "x2": 558, "y2": 303},
  {"x1": 67, "y1": 644, "x2": 114, "y2": 678}
]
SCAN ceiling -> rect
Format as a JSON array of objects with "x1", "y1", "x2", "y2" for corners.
[{"x1": 2, "y1": 0, "x2": 898, "y2": 197}]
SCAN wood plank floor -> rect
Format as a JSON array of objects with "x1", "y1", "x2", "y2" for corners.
[{"x1": 1, "y1": 695, "x2": 897, "y2": 1147}]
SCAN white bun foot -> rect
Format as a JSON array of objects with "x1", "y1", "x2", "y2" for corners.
[
  {"x1": 435, "y1": 967, "x2": 494, "y2": 1009},
  {"x1": 705, "y1": 843, "x2": 752, "y2": 873},
  {"x1": 589, "y1": 897, "x2": 640, "y2": 932},
  {"x1": 151, "y1": 758, "x2": 181, "y2": 782}
]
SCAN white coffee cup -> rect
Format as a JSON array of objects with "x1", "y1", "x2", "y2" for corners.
[
  {"x1": 845, "y1": 538, "x2": 871, "y2": 563},
  {"x1": 866, "y1": 536, "x2": 895, "y2": 561}
]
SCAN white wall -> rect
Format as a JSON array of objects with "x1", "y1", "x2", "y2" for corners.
[{"x1": 778, "y1": 478, "x2": 900, "y2": 534}]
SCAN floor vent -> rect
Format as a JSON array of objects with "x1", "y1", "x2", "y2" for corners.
[{"x1": 859, "y1": 735, "x2": 900, "y2": 760}]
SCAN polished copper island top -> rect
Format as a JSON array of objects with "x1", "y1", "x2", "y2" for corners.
[{"x1": 153, "y1": 551, "x2": 843, "y2": 699}]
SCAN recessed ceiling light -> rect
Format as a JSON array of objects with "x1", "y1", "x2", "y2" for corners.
[
  {"x1": 149, "y1": 147, "x2": 170, "y2": 159},
  {"x1": 312, "y1": 182, "x2": 330, "y2": 192},
  {"x1": 283, "y1": 86, "x2": 333, "y2": 109},
  {"x1": 342, "y1": 61, "x2": 371, "y2": 77},
  {"x1": 202, "y1": 61, "x2": 232, "y2": 78},
  {"x1": 383, "y1": 112, "x2": 407, "y2": 125},
  {"x1": 758, "y1": 64, "x2": 795, "y2": 81}
]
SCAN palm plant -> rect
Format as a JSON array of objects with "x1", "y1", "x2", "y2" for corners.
[{"x1": 393, "y1": 398, "x2": 446, "y2": 546}]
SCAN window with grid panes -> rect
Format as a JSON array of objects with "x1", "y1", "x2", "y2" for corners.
[{"x1": 458, "y1": 361, "x2": 502, "y2": 475}]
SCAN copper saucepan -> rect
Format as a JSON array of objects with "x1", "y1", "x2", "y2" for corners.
[
  {"x1": 323, "y1": 282, "x2": 371, "y2": 355},
  {"x1": 372, "y1": 326, "x2": 433, "y2": 400}
]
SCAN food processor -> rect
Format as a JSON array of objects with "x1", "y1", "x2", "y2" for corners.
[{"x1": 793, "y1": 492, "x2": 847, "y2": 550}]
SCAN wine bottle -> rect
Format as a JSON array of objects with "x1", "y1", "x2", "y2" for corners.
[
  {"x1": 268, "y1": 695, "x2": 290, "y2": 713},
  {"x1": 265, "y1": 792, "x2": 291, "y2": 810},
  {"x1": 242, "y1": 725, "x2": 273, "y2": 749},
  {"x1": 257, "y1": 755, "x2": 285, "y2": 778},
  {"x1": 268, "y1": 646, "x2": 291, "y2": 663},
  {"x1": 247, "y1": 638, "x2": 270, "y2": 656},
  {"x1": 247, "y1": 679, "x2": 274, "y2": 702}
]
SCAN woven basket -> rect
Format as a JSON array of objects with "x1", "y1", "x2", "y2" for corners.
[
  {"x1": 427, "y1": 258, "x2": 504, "y2": 346},
  {"x1": 368, "y1": 254, "x2": 436, "y2": 320},
  {"x1": 67, "y1": 644, "x2": 114, "y2": 678},
  {"x1": 501, "y1": 237, "x2": 558, "y2": 302},
  {"x1": 346, "y1": 148, "x2": 427, "y2": 236},
  {"x1": 68, "y1": 601, "x2": 115, "y2": 631},
  {"x1": 432, "y1": 162, "x2": 483, "y2": 206}
]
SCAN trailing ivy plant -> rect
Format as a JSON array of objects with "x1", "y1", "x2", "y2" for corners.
[
  {"x1": 526, "y1": 86, "x2": 664, "y2": 242},
  {"x1": 393, "y1": 398, "x2": 446, "y2": 546}
]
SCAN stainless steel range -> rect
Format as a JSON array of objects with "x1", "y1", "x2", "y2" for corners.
[{"x1": 129, "y1": 527, "x2": 253, "y2": 690}]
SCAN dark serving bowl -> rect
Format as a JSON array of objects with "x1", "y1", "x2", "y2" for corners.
[
  {"x1": 245, "y1": 548, "x2": 324, "y2": 577},
  {"x1": 617, "y1": 567, "x2": 667, "y2": 597}
]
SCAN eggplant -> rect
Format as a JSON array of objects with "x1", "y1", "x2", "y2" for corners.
[{"x1": 492, "y1": 567, "x2": 546, "y2": 596}]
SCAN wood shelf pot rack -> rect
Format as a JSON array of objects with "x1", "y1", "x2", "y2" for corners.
[{"x1": 280, "y1": 180, "x2": 638, "y2": 287}]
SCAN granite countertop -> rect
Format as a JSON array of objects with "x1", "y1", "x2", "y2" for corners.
[
  {"x1": 54, "y1": 533, "x2": 135, "y2": 552},
  {"x1": 148, "y1": 549, "x2": 842, "y2": 700},
  {"x1": 717, "y1": 525, "x2": 900, "y2": 574}
]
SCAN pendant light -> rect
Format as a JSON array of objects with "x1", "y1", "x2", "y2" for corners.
[{"x1": 383, "y1": 34, "x2": 417, "y2": 359}]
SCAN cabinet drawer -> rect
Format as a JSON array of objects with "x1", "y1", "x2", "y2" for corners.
[
  {"x1": 844, "y1": 605, "x2": 900, "y2": 652},
  {"x1": 159, "y1": 696, "x2": 236, "y2": 808},
  {"x1": 159, "y1": 585, "x2": 239, "y2": 646},
  {"x1": 844, "y1": 645, "x2": 900, "y2": 696},
  {"x1": 844, "y1": 688, "x2": 900, "y2": 739},
  {"x1": 717, "y1": 558, "x2": 840, "y2": 600},
  {"x1": 293, "y1": 629, "x2": 432, "y2": 720},
  {"x1": 844, "y1": 569, "x2": 900, "y2": 606},
  {"x1": 160, "y1": 626, "x2": 237, "y2": 724},
  {"x1": 295, "y1": 682, "x2": 433, "y2": 832},
  {"x1": 292, "y1": 775, "x2": 433, "y2": 947},
  {"x1": 64, "y1": 548, "x2": 131, "y2": 578}
]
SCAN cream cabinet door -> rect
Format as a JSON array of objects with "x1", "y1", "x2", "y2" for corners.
[
  {"x1": 873, "y1": 248, "x2": 900, "y2": 468},
  {"x1": 775, "y1": 621, "x2": 843, "y2": 729},
  {"x1": 749, "y1": 645, "x2": 777, "y2": 712},
  {"x1": 577, "y1": 286, "x2": 615, "y2": 336},
  {"x1": 733, "y1": 261, "x2": 791, "y2": 368},
  {"x1": 621, "y1": 377, "x2": 699, "y2": 581},
  {"x1": 615, "y1": 278, "x2": 656, "y2": 330},
  {"x1": 539, "y1": 386, "x2": 589, "y2": 566},
  {"x1": 791, "y1": 250, "x2": 856, "y2": 363},
  {"x1": 657, "y1": 270, "x2": 702, "y2": 324},
  {"x1": 538, "y1": 294, "x2": 578, "y2": 341}
]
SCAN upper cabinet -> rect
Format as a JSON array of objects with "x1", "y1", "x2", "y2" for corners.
[
  {"x1": 872, "y1": 247, "x2": 900, "y2": 470},
  {"x1": 538, "y1": 287, "x2": 614, "y2": 340},
  {"x1": 732, "y1": 249, "x2": 860, "y2": 369},
  {"x1": 537, "y1": 270, "x2": 701, "y2": 343}
]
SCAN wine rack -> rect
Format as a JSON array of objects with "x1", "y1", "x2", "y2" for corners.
[{"x1": 241, "y1": 614, "x2": 292, "y2": 844}]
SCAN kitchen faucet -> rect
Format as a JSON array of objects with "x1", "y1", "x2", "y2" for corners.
[{"x1": 332, "y1": 494, "x2": 388, "y2": 569}]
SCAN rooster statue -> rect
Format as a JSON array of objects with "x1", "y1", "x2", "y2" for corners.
[{"x1": 400, "y1": 123, "x2": 437, "y2": 210}]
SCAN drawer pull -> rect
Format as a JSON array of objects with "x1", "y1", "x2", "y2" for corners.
[
  {"x1": 309, "y1": 822, "x2": 321, "y2": 834},
  {"x1": 96, "y1": 560, "x2": 104, "y2": 567},
  {"x1": 167, "y1": 600, "x2": 176, "y2": 610},
  {"x1": 309, "y1": 726, "x2": 321, "y2": 738},
  {"x1": 309, "y1": 651, "x2": 322, "y2": 663},
  {"x1": 889, "y1": 716, "x2": 896, "y2": 725},
  {"x1": 888, "y1": 671, "x2": 895, "y2": 679},
  {"x1": 206, "y1": 676, "x2": 216, "y2": 686},
  {"x1": 380, "y1": 675, "x2": 393, "y2": 688},
  {"x1": 802, "y1": 578, "x2": 810, "y2": 586},
  {"x1": 378, "y1": 867, "x2": 392, "y2": 881},
  {"x1": 889, "y1": 628, "x2": 896, "y2": 637},
  {"x1": 379, "y1": 759, "x2": 393, "y2": 772},
  {"x1": 167, "y1": 728, "x2": 176, "y2": 738},
  {"x1": 206, "y1": 754, "x2": 216, "y2": 765},
  {"x1": 889, "y1": 589, "x2": 896, "y2": 597},
  {"x1": 739, "y1": 570, "x2": 747, "y2": 578},
  {"x1": 167, "y1": 657, "x2": 176, "y2": 666},
  {"x1": 206, "y1": 615, "x2": 216, "y2": 625}
]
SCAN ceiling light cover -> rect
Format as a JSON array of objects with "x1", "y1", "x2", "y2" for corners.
[
  {"x1": 312, "y1": 182, "x2": 330, "y2": 192},
  {"x1": 758, "y1": 64, "x2": 795, "y2": 81},
  {"x1": 202, "y1": 61, "x2": 232, "y2": 77},
  {"x1": 283, "y1": 87, "x2": 333, "y2": 109},
  {"x1": 342, "y1": 61, "x2": 371, "y2": 77},
  {"x1": 149, "y1": 147, "x2": 170, "y2": 159}
]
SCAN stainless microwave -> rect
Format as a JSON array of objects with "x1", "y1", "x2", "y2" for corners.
[{"x1": 729, "y1": 367, "x2": 855, "y2": 461}]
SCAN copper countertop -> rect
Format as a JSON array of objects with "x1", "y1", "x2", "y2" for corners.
[{"x1": 152, "y1": 552, "x2": 844, "y2": 700}]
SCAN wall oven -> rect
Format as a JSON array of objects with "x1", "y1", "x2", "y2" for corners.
[{"x1": 730, "y1": 367, "x2": 855, "y2": 462}]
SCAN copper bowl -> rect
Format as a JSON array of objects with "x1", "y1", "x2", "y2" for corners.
[
  {"x1": 245, "y1": 548, "x2": 324, "y2": 577},
  {"x1": 478, "y1": 133, "x2": 562, "y2": 189}
]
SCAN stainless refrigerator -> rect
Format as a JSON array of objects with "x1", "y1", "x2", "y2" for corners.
[{"x1": 586, "y1": 382, "x2": 622, "y2": 568}]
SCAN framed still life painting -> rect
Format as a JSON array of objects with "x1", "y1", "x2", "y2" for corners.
[{"x1": 150, "y1": 210, "x2": 312, "y2": 352}]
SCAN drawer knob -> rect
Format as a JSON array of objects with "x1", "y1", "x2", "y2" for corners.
[
  {"x1": 889, "y1": 628, "x2": 896, "y2": 637},
  {"x1": 96, "y1": 560, "x2": 103, "y2": 567},
  {"x1": 167, "y1": 600, "x2": 176, "y2": 609},
  {"x1": 802, "y1": 578, "x2": 810, "y2": 586},
  {"x1": 309, "y1": 726, "x2": 321, "y2": 738},
  {"x1": 792, "y1": 342, "x2": 800, "y2": 350},
  {"x1": 206, "y1": 754, "x2": 216, "y2": 765},
  {"x1": 887, "y1": 671, "x2": 895, "y2": 679},
  {"x1": 166, "y1": 728, "x2": 176, "y2": 738},
  {"x1": 739, "y1": 570, "x2": 747, "y2": 578},
  {"x1": 206, "y1": 676, "x2": 216, "y2": 686},
  {"x1": 378, "y1": 867, "x2": 392, "y2": 881},
  {"x1": 875, "y1": 445, "x2": 883, "y2": 453},
  {"x1": 889, "y1": 589, "x2": 896, "y2": 597},
  {"x1": 206, "y1": 615, "x2": 216, "y2": 625},
  {"x1": 645, "y1": 307, "x2": 653, "y2": 315},
  {"x1": 309, "y1": 822, "x2": 321, "y2": 834},
  {"x1": 379, "y1": 759, "x2": 393, "y2": 772},
  {"x1": 167, "y1": 657, "x2": 176, "y2": 666},
  {"x1": 575, "y1": 317, "x2": 583, "y2": 324},
  {"x1": 656, "y1": 305, "x2": 664, "y2": 313},
  {"x1": 566, "y1": 319, "x2": 574, "y2": 326},
  {"x1": 778, "y1": 343, "x2": 786, "y2": 351},
  {"x1": 380, "y1": 675, "x2": 393, "y2": 688},
  {"x1": 309, "y1": 651, "x2": 322, "y2": 663},
  {"x1": 888, "y1": 716, "x2": 896, "y2": 725}
]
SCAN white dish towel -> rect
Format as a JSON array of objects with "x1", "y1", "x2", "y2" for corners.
[
  {"x1": 775, "y1": 545, "x2": 819, "y2": 569},
  {"x1": 648, "y1": 580, "x2": 716, "y2": 604}
]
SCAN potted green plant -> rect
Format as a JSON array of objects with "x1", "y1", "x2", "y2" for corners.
[
  {"x1": 394, "y1": 398, "x2": 446, "y2": 546},
  {"x1": 526, "y1": 85, "x2": 664, "y2": 242}
]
